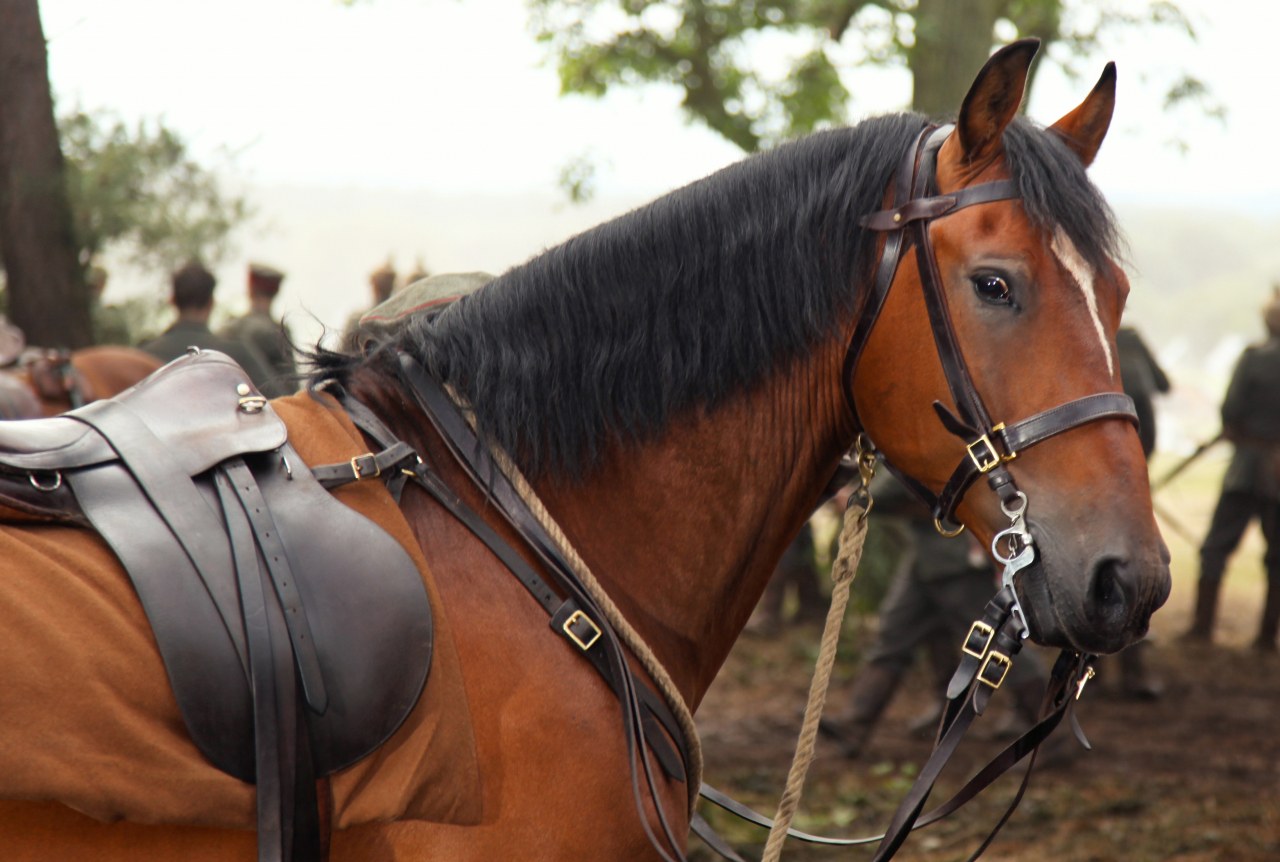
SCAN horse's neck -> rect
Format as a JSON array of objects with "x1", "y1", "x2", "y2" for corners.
[{"x1": 536, "y1": 337, "x2": 854, "y2": 709}]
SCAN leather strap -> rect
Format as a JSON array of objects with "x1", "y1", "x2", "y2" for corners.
[
  {"x1": 213, "y1": 460, "x2": 322, "y2": 862},
  {"x1": 928, "y1": 392, "x2": 1138, "y2": 529},
  {"x1": 222, "y1": 457, "x2": 328, "y2": 715},
  {"x1": 694, "y1": 584, "x2": 1097, "y2": 860}
]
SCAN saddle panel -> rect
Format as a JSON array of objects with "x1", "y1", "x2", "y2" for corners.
[{"x1": 249, "y1": 443, "x2": 434, "y2": 775}]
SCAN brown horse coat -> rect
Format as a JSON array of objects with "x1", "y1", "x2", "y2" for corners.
[{"x1": 0, "y1": 390, "x2": 481, "y2": 831}]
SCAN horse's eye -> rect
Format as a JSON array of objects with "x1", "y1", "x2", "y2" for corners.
[{"x1": 972, "y1": 274, "x2": 1012, "y2": 306}]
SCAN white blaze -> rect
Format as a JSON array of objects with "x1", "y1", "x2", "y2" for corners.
[{"x1": 1051, "y1": 227, "x2": 1114, "y2": 377}]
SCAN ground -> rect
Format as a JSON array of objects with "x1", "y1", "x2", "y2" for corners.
[{"x1": 692, "y1": 463, "x2": 1280, "y2": 862}]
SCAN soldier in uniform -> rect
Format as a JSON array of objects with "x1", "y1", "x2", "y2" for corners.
[
  {"x1": 1109, "y1": 325, "x2": 1169, "y2": 697},
  {"x1": 1117, "y1": 326, "x2": 1171, "y2": 458},
  {"x1": 342, "y1": 262, "x2": 398, "y2": 352},
  {"x1": 219, "y1": 263, "x2": 298, "y2": 397},
  {"x1": 818, "y1": 472, "x2": 1052, "y2": 758},
  {"x1": 87, "y1": 265, "x2": 133, "y2": 346},
  {"x1": 1184, "y1": 289, "x2": 1280, "y2": 650},
  {"x1": 141, "y1": 261, "x2": 274, "y2": 391}
]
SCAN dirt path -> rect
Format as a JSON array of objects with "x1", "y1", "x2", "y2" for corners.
[{"x1": 693, "y1": 577, "x2": 1280, "y2": 861}]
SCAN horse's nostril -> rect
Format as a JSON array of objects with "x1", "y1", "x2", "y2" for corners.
[{"x1": 1088, "y1": 557, "x2": 1130, "y2": 622}]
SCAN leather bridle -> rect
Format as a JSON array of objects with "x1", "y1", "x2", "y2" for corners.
[{"x1": 840, "y1": 124, "x2": 1138, "y2": 554}]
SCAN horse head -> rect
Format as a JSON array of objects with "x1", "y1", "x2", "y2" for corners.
[{"x1": 852, "y1": 39, "x2": 1170, "y2": 656}]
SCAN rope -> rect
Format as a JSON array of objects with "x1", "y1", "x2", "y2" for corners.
[
  {"x1": 761, "y1": 485, "x2": 871, "y2": 862},
  {"x1": 448, "y1": 390, "x2": 704, "y2": 814}
]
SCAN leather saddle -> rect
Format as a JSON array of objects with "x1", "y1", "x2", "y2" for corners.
[{"x1": 0, "y1": 349, "x2": 433, "y2": 860}]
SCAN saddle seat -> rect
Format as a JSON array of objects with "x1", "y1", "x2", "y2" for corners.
[{"x1": 0, "y1": 350, "x2": 481, "y2": 840}]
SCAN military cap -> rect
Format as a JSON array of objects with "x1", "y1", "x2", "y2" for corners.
[{"x1": 248, "y1": 262, "x2": 286, "y2": 295}]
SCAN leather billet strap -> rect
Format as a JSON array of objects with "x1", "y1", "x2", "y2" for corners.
[
  {"x1": 215, "y1": 462, "x2": 321, "y2": 862},
  {"x1": 842, "y1": 123, "x2": 1138, "y2": 529}
]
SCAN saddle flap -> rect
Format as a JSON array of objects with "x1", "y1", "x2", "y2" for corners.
[{"x1": 0, "y1": 350, "x2": 286, "y2": 474}]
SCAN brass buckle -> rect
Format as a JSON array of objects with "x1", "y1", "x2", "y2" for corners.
[
  {"x1": 966, "y1": 423, "x2": 1013, "y2": 473},
  {"x1": 562, "y1": 609, "x2": 602, "y2": 651},
  {"x1": 350, "y1": 452, "x2": 380, "y2": 479},
  {"x1": 978, "y1": 651, "x2": 1011, "y2": 689},
  {"x1": 966, "y1": 434, "x2": 1000, "y2": 473},
  {"x1": 962, "y1": 621, "x2": 995, "y2": 659}
]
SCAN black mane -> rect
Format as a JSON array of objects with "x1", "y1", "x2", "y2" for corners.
[{"x1": 319, "y1": 113, "x2": 1121, "y2": 481}]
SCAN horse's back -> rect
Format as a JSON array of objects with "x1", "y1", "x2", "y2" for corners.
[{"x1": 69, "y1": 345, "x2": 163, "y2": 401}]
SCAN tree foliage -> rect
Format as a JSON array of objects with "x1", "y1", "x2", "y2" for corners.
[
  {"x1": 530, "y1": 0, "x2": 1211, "y2": 156},
  {"x1": 59, "y1": 109, "x2": 252, "y2": 274}
]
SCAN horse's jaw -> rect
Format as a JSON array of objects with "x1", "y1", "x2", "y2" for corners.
[{"x1": 1016, "y1": 524, "x2": 1171, "y2": 655}]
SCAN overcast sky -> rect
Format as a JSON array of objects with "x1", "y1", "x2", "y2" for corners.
[{"x1": 38, "y1": 0, "x2": 1280, "y2": 209}]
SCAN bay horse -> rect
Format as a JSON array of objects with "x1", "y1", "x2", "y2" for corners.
[
  {"x1": 0, "y1": 40, "x2": 1169, "y2": 861},
  {"x1": 0, "y1": 345, "x2": 163, "y2": 417}
]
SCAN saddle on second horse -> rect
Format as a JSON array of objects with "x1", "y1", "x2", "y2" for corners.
[{"x1": 0, "y1": 350, "x2": 434, "y2": 862}]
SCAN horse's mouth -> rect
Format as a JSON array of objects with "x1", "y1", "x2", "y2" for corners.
[{"x1": 1014, "y1": 550, "x2": 1167, "y2": 656}]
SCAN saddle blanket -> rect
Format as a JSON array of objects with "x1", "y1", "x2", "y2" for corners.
[{"x1": 0, "y1": 389, "x2": 482, "y2": 830}]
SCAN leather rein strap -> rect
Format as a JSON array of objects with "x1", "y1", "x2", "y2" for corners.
[{"x1": 840, "y1": 124, "x2": 1137, "y2": 530}]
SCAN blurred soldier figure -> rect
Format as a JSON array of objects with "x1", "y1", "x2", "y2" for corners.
[
  {"x1": 1184, "y1": 289, "x2": 1280, "y2": 650},
  {"x1": 342, "y1": 262, "x2": 398, "y2": 351},
  {"x1": 751, "y1": 522, "x2": 828, "y2": 635},
  {"x1": 1117, "y1": 326, "x2": 1171, "y2": 458},
  {"x1": 819, "y1": 472, "x2": 1052, "y2": 759},
  {"x1": 1110, "y1": 325, "x2": 1169, "y2": 697},
  {"x1": 87, "y1": 265, "x2": 132, "y2": 346},
  {"x1": 401, "y1": 258, "x2": 430, "y2": 292},
  {"x1": 141, "y1": 260, "x2": 274, "y2": 391},
  {"x1": 220, "y1": 263, "x2": 298, "y2": 397}
]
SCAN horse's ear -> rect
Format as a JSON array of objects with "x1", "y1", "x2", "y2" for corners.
[
  {"x1": 954, "y1": 38, "x2": 1040, "y2": 164},
  {"x1": 1048, "y1": 62, "x2": 1117, "y2": 168}
]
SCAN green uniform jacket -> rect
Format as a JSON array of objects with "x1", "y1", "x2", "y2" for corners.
[
  {"x1": 140, "y1": 320, "x2": 276, "y2": 395},
  {"x1": 1221, "y1": 335, "x2": 1280, "y2": 495},
  {"x1": 220, "y1": 311, "x2": 298, "y2": 397}
]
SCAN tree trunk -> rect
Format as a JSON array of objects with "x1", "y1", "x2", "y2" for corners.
[
  {"x1": 0, "y1": 0, "x2": 91, "y2": 349},
  {"x1": 908, "y1": 0, "x2": 1011, "y2": 119}
]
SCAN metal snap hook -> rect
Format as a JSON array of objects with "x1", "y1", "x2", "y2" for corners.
[{"x1": 999, "y1": 490, "x2": 1028, "y2": 521}]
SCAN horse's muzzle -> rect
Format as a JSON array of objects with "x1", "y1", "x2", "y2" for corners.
[{"x1": 1014, "y1": 539, "x2": 1171, "y2": 655}]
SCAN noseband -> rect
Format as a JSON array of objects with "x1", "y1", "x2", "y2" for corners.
[{"x1": 842, "y1": 123, "x2": 1136, "y2": 535}]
